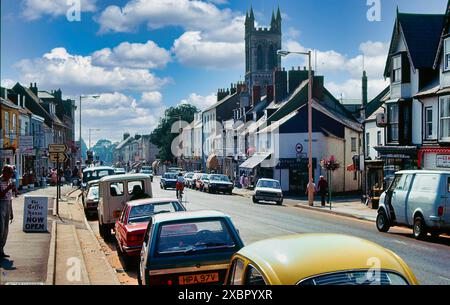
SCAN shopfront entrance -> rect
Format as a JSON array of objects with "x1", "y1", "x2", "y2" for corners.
[{"x1": 276, "y1": 158, "x2": 317, "y2": 195}]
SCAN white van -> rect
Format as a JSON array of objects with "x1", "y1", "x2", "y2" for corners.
[
  {"x1": 98, "y1": 174, "x2": 153, "y2": 239},
  {"x1": 376, "y1": 170, "x2": 450, "y2": 239}
]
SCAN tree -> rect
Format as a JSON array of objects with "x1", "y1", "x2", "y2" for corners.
[{"x1": 150, "y1": 104, "x2": 199, "y2": 162}]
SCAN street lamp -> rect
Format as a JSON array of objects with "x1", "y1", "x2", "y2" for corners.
[
  {"x1": 79, "y1": 95, "x2": 100, "y2": 174},
  {"x1": 278, "y1": 49, "x2": 314, "y2": 206}
]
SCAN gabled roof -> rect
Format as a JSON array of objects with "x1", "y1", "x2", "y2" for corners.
[
  {"x1": 384, "y1": 11, "x2": 445, "y2": 77},
  {"x1": 116, "y1": 136, "x2": 134, "y2": 150},
  {"x1": 203, "y1": 92, "x2": 238, "y2": 113},
  {"x1": 433, "y1": 0, "x2": 450, "y2": 68},
  {"x1": 365, "y1": 86, "x2": 390, "y2": 118}
]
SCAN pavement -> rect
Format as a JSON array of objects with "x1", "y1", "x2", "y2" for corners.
[
  {"x1": 0, "y1": 185, "x2": 120, "y2": 285},
  {"x1": 233, "y1": 187, "x2": 377, "y2": 222},
  {"x1": 0, "y1": 186, "x2": 60, "y2": 285}
]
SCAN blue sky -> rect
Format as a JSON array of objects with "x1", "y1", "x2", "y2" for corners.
[{"x1": 1, "y1": 0, "x2": 448, "y2": 143}]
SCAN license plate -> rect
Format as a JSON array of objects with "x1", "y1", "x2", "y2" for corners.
[{"x1": 179, "y1": 272, "x2": 219, "y2": 285}]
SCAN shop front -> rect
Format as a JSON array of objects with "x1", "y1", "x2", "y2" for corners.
[
  {"x1": 274, "y1": 158, "x2": 317, "y2": 195},
  {"x1": 375, "y1": 146, "x2": 418, "y2": 187},
  {"x1": 418, "y1": 147, "x2": 450, "y2": 170}
]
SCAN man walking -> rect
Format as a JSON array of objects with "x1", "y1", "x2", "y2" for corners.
[
  {"x1": 317, "y1": 175, "x2": 329, "y2": 207},
  {"x1": 0, "y1": 165, "x2": 15, "y2": 258}
]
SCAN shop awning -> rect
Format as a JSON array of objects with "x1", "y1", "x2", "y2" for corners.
[
  {"x1": 206, "y1": 154, "x2": 219, "y2": 170},
  {"x1": 239, "y1": 152, "x2": 271, "y2": 170}
]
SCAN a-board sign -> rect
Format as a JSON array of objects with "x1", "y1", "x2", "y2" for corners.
[{"x1": 23, "y1": 196, "x2": 48, "y2": 232}]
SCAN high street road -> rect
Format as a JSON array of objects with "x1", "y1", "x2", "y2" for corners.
[{"x1": 85, "y1": 178, "x2": 450, "y2": 285}]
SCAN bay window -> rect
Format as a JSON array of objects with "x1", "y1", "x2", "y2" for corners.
[
  {"x1": 445, "y1": 38, "x2": 450, "y2": 71},
  {"x1": 440, "y1": 97, "x2": 450, "y2": 141},
  {"x1": 392, "y1": 55, "x2": 402, "y2": 83},
  {"x1": 425, "y1": 107, "x2": 433, "y2": 140},
  {"x1": 388, "y1": 104, "x2": 399, "y2": 142}
]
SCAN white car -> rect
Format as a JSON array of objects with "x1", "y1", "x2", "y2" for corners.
[{"x1": 252, "y1": 179, "x2": 283, "y2": 205}]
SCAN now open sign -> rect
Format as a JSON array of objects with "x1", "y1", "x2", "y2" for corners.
[{"x1": 23, "y1": 196, "x2": 48, "y2": 233}]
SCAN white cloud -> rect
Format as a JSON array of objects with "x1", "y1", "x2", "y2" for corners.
[
  {"x1": 22, "y1": 0, "x2": 97, "y2": 20},
  {"x1": 92, "y1": 40, "x2": 171, "y2": 69},
  {"x1": 96, "y1": 0, "x2": 237, "y2": 34},
  {"x1": 1, "y1": 79, "x2": 17, "y2": 89},
  {"x1": 141, "y1": 91, "x2": 163, "y2": 107},
  {"x1": 96, "y1": 0, "x2": 245, "y2": 69},
  {"x1": 15, "y1": 47, "x2": 170, "y2": 95},
  {"x1": 327, "y1": 78, "x2": 389, "y2": 101},
  {"x1": 180, "y1": 92, "x2": 216, "y2": 110},
  {"x1": 172, "y1": 31, "x2": 244, "y2": 69},
  {"x1": 283, "y1": 40, "x2": 389, "y2": 99},
  {"x1": 77, "y1": 92, "x2": 166, "y2": 142}
]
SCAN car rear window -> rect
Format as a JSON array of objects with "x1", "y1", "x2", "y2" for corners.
[
  {"x1": 298, "y1": 271, "x2": 409, "y2": 285},
  {"x1": 156, "y1": 219, "x2": 236, "y2": 256},
  {"x1": 128, "y1": 202, "x2": 182, "y2": 224},
  {"x1": 257, "y1": 180, "x2": 280, "y2": 189},
  {"x1": 164, "y1": 173, "x2": 177, "y2": 179},
  {"x1": 210, "y1": 175, "x2": 230, "y2": 182},
  {"x1": 87, "y1": 186, "x2": 99, "y2": 199}
]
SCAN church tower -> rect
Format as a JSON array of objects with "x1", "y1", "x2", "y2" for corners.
[{"x1": 245, "y1": 6, "x2": 282, "y2": 95}]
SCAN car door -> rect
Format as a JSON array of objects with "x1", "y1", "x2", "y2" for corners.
[
  {"x1": 140, "y1": 221, "x2": 153, "y2": 285},
  {"x1": 115, "y1": 205, "x2": 129, "y2": 247},
  {"x1": 391, "y1": 174, "x2": 413, "y2": 225},
  {"x1": 444, "y1": 176, "x2": 450, "y2": 226},
  {"x1": 108, "y1": 181, "x2": 126, "y2": 224}
]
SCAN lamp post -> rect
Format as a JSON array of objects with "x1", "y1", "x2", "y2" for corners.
[
  {"x1": 278, "y1": 50, "x2": 314, "y2": 206},
  {"x1": 79, "y1": 95, "x2": 99, "y2": 175}
]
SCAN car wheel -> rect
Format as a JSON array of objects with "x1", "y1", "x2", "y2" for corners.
[
  {"x1": 252, "y1": 196, "x2": 259, "y2": 204},
  {"x1": 277, "y1": 199, "x2": 283, "y2": 205},
  {"x1": 376, "y1": 210, "x2": 390, "y2": 233},
  {"x1": 413, "y1": 216, "x2": 427, "y2": 240},
  {"x1": 99, "y1": 222, "x2": 112, "y2": 241}
]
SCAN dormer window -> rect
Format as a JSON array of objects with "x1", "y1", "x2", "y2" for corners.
[
  {"x1": 392, "y1": 55, "x2": 402, "y2": 83},
  {"x1": 445, "y1": 38, "x2": 450, "y2": 71}
]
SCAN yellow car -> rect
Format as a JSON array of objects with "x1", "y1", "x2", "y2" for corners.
[{"x1": 224, "y1": 234, "x2": 418, "y2": 285}]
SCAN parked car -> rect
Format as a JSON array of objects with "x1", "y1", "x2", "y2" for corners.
[
  {"x1": 196, "y1": 174, "x2": 210, "y2": 191},
  {"x1": 192, "y1": 173, "x2": 204, "y2": 189},
  {"x1": 376, "y1": 170, "x2": 450, "y2": 240},
  {"x1": 82, "y1": 166, "x2": 115, "y2": 190},
  {"x1": 81, "y1": 179, "x2": 100, "y2": 208},
  {"x1": 203, "y1": 174, "x2": 233, "y2": 194},
  {"x1": 83, "y1": 183, "x2": 99, "y2": 218},
  {"x1": 140, "y1": 166, "x2": 154, "y2": 182},
  {"x1": 225, "y1": 234, "x2": 418, "y2": 285},
  {"x1": 160, "y1": 172, "x2": 178, "y2": 189},
  {"x1": 114, "y1": 168, "x2": 126, "y2": 175},
  {"x1": 115, "y1": 198, "x2": 186, "y2": 267},
  {"x1": 138, "y1": 210, "x2": 244, "y2": 285},
  {"x1": 168, "y1": 167, "x2": 183, "y2": 173},
  {"x1": 252, "y1": 179, "x2": 283, "y2": 205},
  {"x1": 184, "y1": 172, "x2": 195, "y2": 188},
  {"x1": 98, "y1": 174, "x2": 153, "y2": 240}
]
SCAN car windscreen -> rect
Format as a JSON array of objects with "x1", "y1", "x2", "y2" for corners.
[
  {"x1": 87, "y1": 186, "x2": 99, "y2": 200},
  {"x1": 298, "y1": 270, "x2": 409, "y2": 285},
  {"x1": 257, "y1": 180, "x2": 281, "y2": 189},
  {"x1": 210, "y1": 175, "x2": 230, "y2": 182},
  {"x1": 83, "y1": 169, "x2": 114, "y2": 182},
  {"x1": 164, "y1": 173, "x2": 178, "y2": 179},
  {"x1": 128, "y1": 202, "x2": 182, "y2": 224},
  {"x1": 156, "y1": 219, "x2": 236, "y2": 256}
]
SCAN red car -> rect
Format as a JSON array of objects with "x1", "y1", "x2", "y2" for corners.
[{"x1": 115, "y1": 198, "x2": 186, "y2": 265}]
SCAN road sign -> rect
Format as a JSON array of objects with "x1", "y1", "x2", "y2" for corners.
[
  {"x1": 49, "y1": 152, "x2": 68, "y2": 163},
  {"x1": 49, "y1": 144, "x2": 68, "y2": 153},
  {"x1": 295, "y1": 143, "x2": 304, "y2": 154}
]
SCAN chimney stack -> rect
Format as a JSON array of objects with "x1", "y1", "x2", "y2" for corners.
[
  {"x1": 252, "y1": 85, "x2": 261, "y2": 107},
  {"x1": 274, "y1": 69, "x2": 288, "y2": 103},
  {"x1": 266, "y1": 85, "x2": 274, "y2": 103}
]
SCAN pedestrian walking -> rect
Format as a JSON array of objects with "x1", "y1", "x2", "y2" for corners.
[
  {"x1": 317, "y1": 176, "x2": 329, "y2": 206},
  {"x1": 0, "y1": 165, "x2": 15, "y2": 258}
]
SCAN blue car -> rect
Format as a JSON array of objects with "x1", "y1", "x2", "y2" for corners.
[
  {"x1": 138, "y1": 210, "x2": 244, "y2": 285},
  {"x1": 160, "y1": 172, "x2": 178, "y2": 189}
]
